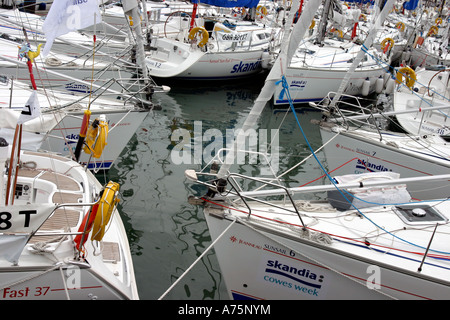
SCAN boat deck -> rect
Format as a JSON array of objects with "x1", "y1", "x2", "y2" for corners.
[{"x1": 14, "y1": 162, "x2": 84, "y2": 244}]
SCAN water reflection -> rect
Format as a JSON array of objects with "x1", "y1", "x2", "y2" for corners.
[{"x1": 103, "y1": 75, "x2": 327, "y2": 300}]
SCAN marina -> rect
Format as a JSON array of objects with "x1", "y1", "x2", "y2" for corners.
[{"x1": 0, "y1": 0, "x2": 449, "y2": 301}]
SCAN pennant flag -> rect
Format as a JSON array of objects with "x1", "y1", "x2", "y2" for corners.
[
  {"x1": 42, "y1": 0, "x2": 102, "y2": 56},
  {"x1": 17, "y1": 91, "x2": 40, "y2": 125}
]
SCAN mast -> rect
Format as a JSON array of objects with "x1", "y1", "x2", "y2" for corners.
[
  {"x1": 122, "y1": 0, "x2": 150, "y2": 85},
  {"x1": 315, "y1": 0, "x2": 330, "y2": 45},
  {"x1": 216, "y1": 0, "x2": 322, "y2": 179}
]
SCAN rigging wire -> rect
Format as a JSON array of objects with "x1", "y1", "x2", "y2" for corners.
[{"x1": 277, "y1": 74, "x2": 450, "y2": 256}]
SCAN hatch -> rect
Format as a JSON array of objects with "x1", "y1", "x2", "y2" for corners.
[{"x1": 393, "y1": 204, "x2": 448, "y2": 225}]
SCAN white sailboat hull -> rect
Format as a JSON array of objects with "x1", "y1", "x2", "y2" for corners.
[
  {"x1": 204, "y1": 203, "x2": 450, "y2": 300},
  {"x1": 146, "y1": 25, "x2": 270, "y2": 80},
  {"x1": 0, "y1": 109, "x2": 144, "y2": 171},
  {"x1": 394, "y1": 91, "x2": 450, "y2": 136},
  {"x1": 0, "y1": 151, "x2": 138, "y2": 300},
  {"x1": 146, "y1": 46, "x2": 265, "y2": 80},
  {"x1": 0, "y1": 63, "x2": 135, "y2": 95},
  {"x1": 319, "y1": 125, "x2": 450, "y2": 200},
  {"x1": 0, "y1": 81, "x2": 148, "y2": 171},
  {"x1": 273, "y1": 67, "x2": 385, "y2": 105},
  {"x1": 393, "y1": 68, "x2": 450, "y2": 136},
  {"x1": 46, "y1": 109, "x2": 147, "y2": 170}
]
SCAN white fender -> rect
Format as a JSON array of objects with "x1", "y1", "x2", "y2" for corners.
[
  {"x1": 362, "y1": 79, "x2": 370, "y2": 96},
  {"x1": 375, "y1": 77, "x2": 384, "y2": 93}
]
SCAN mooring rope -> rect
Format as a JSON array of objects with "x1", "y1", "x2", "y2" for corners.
[{"x1": 158, "y1": 217, "x2": 237, "y2": 300}]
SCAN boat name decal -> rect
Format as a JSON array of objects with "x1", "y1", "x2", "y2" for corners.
[
  {"x1": 290, "y1": 80, "x2": 307, "y2": 89},
  {"x1": 0, "y1": 210, "x2": 36, "y2": 231},
  {"x1": 2, "y1": 286, "x2": 50, "y2": 299},
  {"x1": 230, "y1": 235, "x2": 263, "y2": 249},
  {"x1": 219, "y1": 33, "x2": 249, "y2": 42},
  {"x1": 65, "y1": 83, "x2": 91, "y2": 93},
  {"x1": 65, "y1": 133, "x2": 79, "y2": 145},
  {"x1": 335, "y1": 144, "x2": 393, "y2": 172},
  {"x1": 265, "y1": 260, "x2": 324, "y2": 290},
  {"x1": 356, "y1": 159, "x2": 392, "y2": 172},
  {"x1": 231, "y1": 61, "x2": 261, "y2": 74}
]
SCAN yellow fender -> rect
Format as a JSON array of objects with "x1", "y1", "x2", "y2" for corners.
[
  {"x1": 256, "y1": 5, "x2": 268, "y2": 16},
  {"x1": 396, "y1": 66, "x2": 416, "y2": 89},
  {"x1": 395, "y1": 21, "x2": 405, "y2": 32},
  {"x1": 330, "y1": 28, "x2": 343, "y2": 38},
  {"x1": 427, "y1": 25, "x2": 438, "y2": 37},
  {"x1": 91, "y1": 181, "x2": 120, "y2": 242},
  {"x1": 83, "y1": 116, "x2": 109, "y2": 158},
  {"x1": 380, "y1": 37, "x2": 395, "y2": 51},
  {"x1": 188, "y1": 26, "x2": 209, "y2": 48},
  {"x1": 309, "y1": 20, "x2": 315, "y2": 30}
]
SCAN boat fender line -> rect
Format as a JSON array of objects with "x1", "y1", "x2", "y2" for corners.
[
  {"x1": 74, "y1": 202, "x2": 99, "y2": 251},
  {"x1": 380, "y1": 37, "x2": 394, "y2": 53},
  {"x1": 188, "y1": 26, "x2": 209, "y2": 48},
  {"x1": 395, "y1": 66, "x2": 416, "y2": 89},
  {"x1": 83, "y1": 115, "x2": 109, "y2": 158},
  {"x1": 91, "y1": 181, "x2": 120, "y2": 242}
]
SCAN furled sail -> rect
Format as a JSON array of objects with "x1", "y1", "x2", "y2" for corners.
[{"x1": 217, "y1": 0, "x2": 322, "y2": 178}]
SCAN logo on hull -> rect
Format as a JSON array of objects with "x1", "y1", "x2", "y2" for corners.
[{"x1": 231, "y1": 60, "x2": 261, "y2": 74}]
